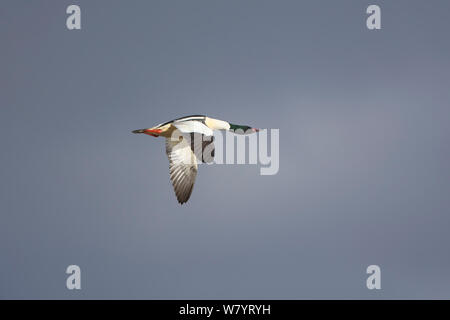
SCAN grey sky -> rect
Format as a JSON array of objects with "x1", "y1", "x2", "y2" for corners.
[{"x1": 1, "y1": 0, "x2": 450, "y2": 299}]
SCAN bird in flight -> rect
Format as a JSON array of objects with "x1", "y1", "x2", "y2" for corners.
[{"x1": 133, "y1": 115, "x2": 259, "y2": 204}]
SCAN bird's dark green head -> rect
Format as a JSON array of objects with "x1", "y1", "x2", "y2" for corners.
[{"x1": 229, "y1": 123, "x2": 259, "y2": 134}]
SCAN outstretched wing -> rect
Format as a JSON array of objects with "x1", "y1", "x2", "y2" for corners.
[{"x1": 165, "y1": 133, "x2": 198, "y2": 204}]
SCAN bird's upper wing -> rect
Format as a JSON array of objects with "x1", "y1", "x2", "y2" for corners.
[
  {"x1": 172, "y1": 120, "x2": 214, "y2": 136},
  {"x1": 165, "y1": 133, "x2": 198, "y2": 204}
]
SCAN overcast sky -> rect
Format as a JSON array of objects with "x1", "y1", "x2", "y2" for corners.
[{"x1": 1, "y1": 0, "x2": 450, "y2": 299}]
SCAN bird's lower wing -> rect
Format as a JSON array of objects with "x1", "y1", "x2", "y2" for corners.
[{"x1": 165, "y1": 134, "x2": 198, "y2": 204}]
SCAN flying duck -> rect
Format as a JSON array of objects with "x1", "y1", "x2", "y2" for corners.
[{"x1": 132, "y1": 115, "x2": 259, "y2": 204}]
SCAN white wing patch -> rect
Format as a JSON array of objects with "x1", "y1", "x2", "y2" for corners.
[
  {"x1": 165, "y1": 133, "x2": 198, "y2": 204},
  {"x1": 172, "y1": 120, "x2": 213, "y2": 136}
]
